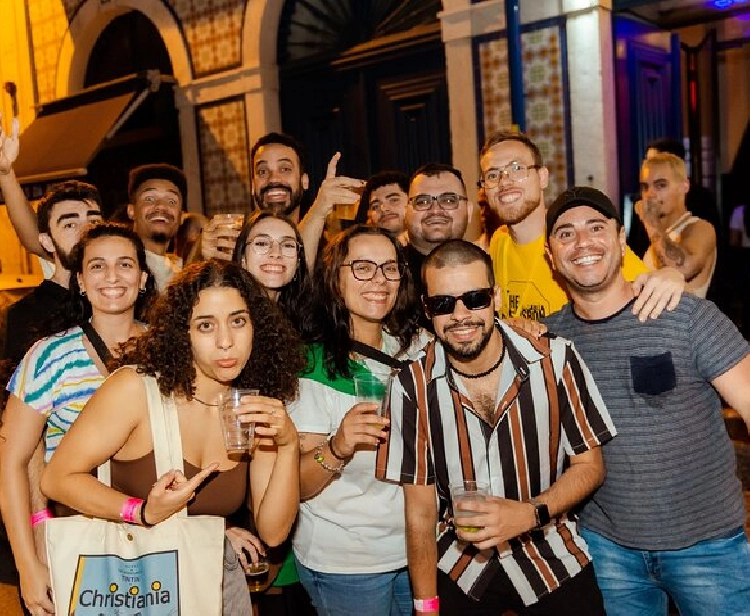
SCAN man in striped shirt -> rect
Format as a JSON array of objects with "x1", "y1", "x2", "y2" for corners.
[
  {"x1": 545, "y1": 186, "x2": 750, "y2": 615},
  {"x1": 377, "y1": 239, "x2": 616, "y2": 615}
]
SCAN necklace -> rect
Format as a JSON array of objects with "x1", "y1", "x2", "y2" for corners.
[
  {"x1": 450, "y1": 349, "x2": 505, "y2": 380},
  {"x1": 192, "y1": 396, "x2": 219, "y2": 407}
]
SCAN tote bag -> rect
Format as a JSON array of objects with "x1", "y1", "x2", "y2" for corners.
[{"x1": 46, "y1": 373, "x2": 225, "y2": 616}]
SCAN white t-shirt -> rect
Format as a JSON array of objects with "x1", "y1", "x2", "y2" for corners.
[
  {"x1": 145, "y1": 250, "x2": 183, "y2": 292},
  {"x1": 730, "y1": 205, "x2": 750, "y2": 247},
  {"x1": 288, "y1": 330, "x2": 429, "y2": 574}
]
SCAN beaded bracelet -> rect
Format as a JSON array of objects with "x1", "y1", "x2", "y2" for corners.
[{"x1": 313, "y1": 442, "x2": 345, "y2": 474}]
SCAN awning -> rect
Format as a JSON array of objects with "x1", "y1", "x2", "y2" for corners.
[{"x1": 12, "y1": 73, "x2": 164, "y2": 185}]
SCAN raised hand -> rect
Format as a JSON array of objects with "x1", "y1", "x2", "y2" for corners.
[
  {"x1": 309, "y1": 152, "x2": 364, "y2": 220},
  {"x1": 330, "y1": 402, "x2": 389, "y2": 459},
  {"x1": 200, "y1": 215, "x2": 242, "y2": 261},
  {"x1": 142, "y1": 462, "x2": 219, "y2": 524},
  {"x1": 0, "y1": 111, "x2": 20, "y2": 174}
]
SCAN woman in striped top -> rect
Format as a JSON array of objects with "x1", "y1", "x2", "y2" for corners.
[{"x1": 0, "y1": 222, "x2": 155, "y2": 616}]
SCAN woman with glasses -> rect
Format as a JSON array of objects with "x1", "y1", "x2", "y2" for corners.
[
  {"x1": 233, "y1": 211, "x2": 309, "y2": 327},
  {"x1": 232, "y1": 211, "x2": 316, "y2": 615},
  {"x1": 288, "y1": 225, "x2": 431, "y2": 616}
]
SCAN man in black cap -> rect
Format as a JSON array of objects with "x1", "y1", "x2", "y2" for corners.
[{"x1": 544, "y1": 186, "x2": 750, "y2": 616}]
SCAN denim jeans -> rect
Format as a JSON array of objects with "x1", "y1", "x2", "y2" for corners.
[
  {"x1": 581, "y1": 526, "x2": 750, "y2": 616},
  {"x1": 295, "y1": 558, "x2": 412, "y2": 616}
]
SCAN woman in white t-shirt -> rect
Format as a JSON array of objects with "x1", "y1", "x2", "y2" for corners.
[{"x1": 288, "y1": 225, "x2": 430, "y2": 616}]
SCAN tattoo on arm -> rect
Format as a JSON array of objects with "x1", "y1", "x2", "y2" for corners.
[{"x1": 652, "y1": 233, "x2": 686, "y2": 268}]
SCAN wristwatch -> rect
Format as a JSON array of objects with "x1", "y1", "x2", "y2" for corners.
[{"x1": 529, "y1": 498, "x2": 550, "y2": 529}]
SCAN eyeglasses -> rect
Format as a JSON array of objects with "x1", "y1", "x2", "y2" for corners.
[
  {"x1": 408, "y1": 192, "x2": 467, "y2": 211},
  {"x1": 423, "y1": 288, "x2": 494, "y2": 316},
  {"x1": 341, "y1": 260, "x2": 404, "y2": 281},
  {"x1": 245, "y1": 234, "x2": 299, "y2": 258},
  {"x1": 479, "y1": 162, "x2": 541, "y2": 188}
]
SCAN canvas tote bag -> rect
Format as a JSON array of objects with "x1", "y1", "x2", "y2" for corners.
[{"x1": 46, "y1": 373, "x2": 225, "y2": 615}]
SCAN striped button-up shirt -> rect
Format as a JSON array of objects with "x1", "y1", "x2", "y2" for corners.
[{"x1": 376, "y1": 321, "x2": 616, "y2": 605}]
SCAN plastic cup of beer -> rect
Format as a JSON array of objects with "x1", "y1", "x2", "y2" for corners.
[
  {"x1": 450, "y1": 481, "x2": 489, "y2": 533},
  {"x1": 218, "y1": 388, "x2": 259, "y2": 452},
  {"x1": 353, "y1": 371, "x2": 392, "y2": 428},
  {"x1": 246, "y1": 555, "x2": 270, "y2": 593}
]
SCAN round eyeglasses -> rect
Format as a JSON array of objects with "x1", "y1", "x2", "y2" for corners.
[
  {"x1": 479, "y1": 162, "x2": 541, "y2": 188},
  {"x1": 245, "y1": 234, "x2": 299, "y2": 258},
  {"x1": 341, "y1": 260, "x2": 404, "y2": 281},
  {"x1": 408, "y1": 192, "x2": 467, "y2": 211}
]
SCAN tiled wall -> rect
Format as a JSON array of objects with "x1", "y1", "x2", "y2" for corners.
[
  {"x1": 476, "y1": 22, "x2": 570, "y2": 201},
  {"x1": 197, "y1": 98, "x2": 252, "y2": 216},
  {"x1": 27, "y1": 0, "x2": 72, "y2": 103},
  {"x1": 169, "y1": 0, "x2": 244, "y2": 77}
]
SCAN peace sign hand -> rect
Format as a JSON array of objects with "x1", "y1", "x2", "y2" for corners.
[{"x1": 0, "y1": 111, "x2": 20, "y2": 174}]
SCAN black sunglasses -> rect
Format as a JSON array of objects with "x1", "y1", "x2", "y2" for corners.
[{"x1": 423, "y1": 288, "x2": 494, "y2": 316}]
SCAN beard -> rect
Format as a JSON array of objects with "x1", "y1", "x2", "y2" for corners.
[
  {"x1": 441, "y1": 319, "x2": 494, "y2": 361},
  {"x1": 493, "y1": 195, "x2": 540, "y2": 226},
  {"x1": 50, "y1": 236, "x2": 76, "y2": 271},
  {"x1": 149, "y1": 231, "x2": 170, "y2": 244},
  {"x1": 255, "y1": 183, "x2": 304, "y2": 217}
]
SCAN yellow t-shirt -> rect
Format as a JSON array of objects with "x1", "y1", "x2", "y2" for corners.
[{"x1": 488, "y1": 231, "x2": 648, "y2": 319}]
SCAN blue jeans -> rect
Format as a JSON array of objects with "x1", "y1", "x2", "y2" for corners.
[
  {"x1": 581, "y1": 526, "x2": 750, "y2": 616},
  {"x1": 295, "y1": 558, "x2": 412, "y2": 616}
]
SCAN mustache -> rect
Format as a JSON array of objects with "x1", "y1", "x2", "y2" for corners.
[{"x1": 445, "y1": 320, "x2": 484, "y2": 332}]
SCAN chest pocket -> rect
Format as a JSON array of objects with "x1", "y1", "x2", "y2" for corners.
[{"x1": 630, "y1": 351, "x2": 677, "y2": 395}]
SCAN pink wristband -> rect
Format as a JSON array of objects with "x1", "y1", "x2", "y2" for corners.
[
  {"x1": 413, "y1": 597, "x2": 439, "y2": 612},
  {"x1": 120, "y1": 498, "x2": 144, "y2": 524},
  {"x1": 30, "y1": 509, "x2": 53, "y2": 527}
]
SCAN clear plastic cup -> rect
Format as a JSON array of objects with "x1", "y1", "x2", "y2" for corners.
[
  {"x1": 450, "y1": 481, "x2": 489, "y2": 533},
  {"x1": 218, "y1": 388, "x2": 259, "y2": 452}
]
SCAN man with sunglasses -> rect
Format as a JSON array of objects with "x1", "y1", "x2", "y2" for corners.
[
  {"x1": 545, "y1": 187, "x2": 750, "y2": 615},
  {"x1": 377, "y1": 239, "x2": 615, "y2": 615},
  {"x1": 481, "y1": 130, "x2": 682, "y2": 321}
]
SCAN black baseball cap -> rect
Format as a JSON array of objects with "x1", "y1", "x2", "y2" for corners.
[{"x1": 546, "y1": 186, "x2": 622, "y2": 237}]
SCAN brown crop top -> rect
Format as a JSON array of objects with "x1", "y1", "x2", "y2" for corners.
[{"x1": 110, "y1": 451, "x2": 249, "y2": 517}]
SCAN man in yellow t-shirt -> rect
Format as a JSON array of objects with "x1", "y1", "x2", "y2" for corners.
[{"x1": 481, "y1": 131, "x2": 677, "y2": 319}]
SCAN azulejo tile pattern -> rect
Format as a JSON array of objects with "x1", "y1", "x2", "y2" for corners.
[
  {"x1": 478, "y1": 24, "x2": 569, "y2": 201},
  {"x1": 27, "y1": 0, "x2": 72, "y2": 104},
  {"x1": 197, "y1": 98, "x2": 252, "y2": 217},
  {"x1": 169, "y1": 0, "x2": 244, "y2": 77}
]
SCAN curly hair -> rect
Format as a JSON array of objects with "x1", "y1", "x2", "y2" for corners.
[
  {"x1": 231, "y1": 210, "x2": 311, "y2": 327},
  {"x1": 301, "y1": 225, "x2": 420, "y2": 379},
  {"x1": 119, "y1": 260, "x2": 305, "y2": 402}
]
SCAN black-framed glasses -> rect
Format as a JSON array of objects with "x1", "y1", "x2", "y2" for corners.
[
  {"x1": 341, "y1": 260, "x2": 404, "y2": 281},
  {"x1": 409, "y1": 192, "x2": 467, "y2": 211},
  {"x1": 423, "y1": 288, "x2": 494, "y2": 316},
  {"x1": 245, "y1": 234, "x2": 299, "y2": 257},
  {"x1": 479, "y1": 162, "x2": 541, "y2": 188}
]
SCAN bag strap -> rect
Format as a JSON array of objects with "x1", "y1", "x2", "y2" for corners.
[
  {"x1": 80, "y1": 321, "x2": 113, "y2": 367},
  {"x1": 351, "y1": 340, "x2": 409, "y2": 370}
]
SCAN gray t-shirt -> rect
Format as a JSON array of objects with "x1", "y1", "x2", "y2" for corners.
[{"x1": 545, "y1": 294, "x2": 748, "y2": 550}]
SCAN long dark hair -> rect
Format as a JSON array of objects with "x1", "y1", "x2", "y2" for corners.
[
  {"x1": 232, "y1": 210, "x2": 310, "y2": 327},
  {"x1": 119, "y1": 260, "x2": 306, "y2": 401},
  {"x1": 301, "y1": 225, "x2": 420, "y2": 379}
]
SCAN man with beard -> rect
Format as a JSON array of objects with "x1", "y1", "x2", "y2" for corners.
[
  {"x1": 377, "y1": 239, "x2": 615, "y2": 615},
  {"x1": 126, "y1": 163, "x2": 185, "y2": 291},
  {"x1": 482, "y1": 131, "x2": 679, "y2": 321},
  {"x1": 361, "y1": 170, "x2": 409, "y2": 241},
  {"x1": 202, "y1": 132, "x2": 363, "y2": 267},
  {"x1": 404, "y1": 163, "x2": 473, "y2": 299},
  {"x1": 2, "y1": 180, "x2": 102, "y2": 360},
  {"x1": 544, "y1": 187, "x2": 750, "y2": 615}
]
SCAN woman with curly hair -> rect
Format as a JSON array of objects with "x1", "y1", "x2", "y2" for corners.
[
  {"x1": 0, "y1": 222, "x2": 156, "y2": 616},
  {"x1": 41, "y1": 260, "x2": 306, "y2": 614},
  {"x1": 289, "y1": 225, "x2": 431, "y2": 616}
]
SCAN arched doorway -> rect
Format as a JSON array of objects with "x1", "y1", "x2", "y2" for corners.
[
  {"x1": 83, "y1": 10, "x2": 183, "y2": 217},
  {"x1": 277, "y1": 0, "x2": 449, "y2": 195}
]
